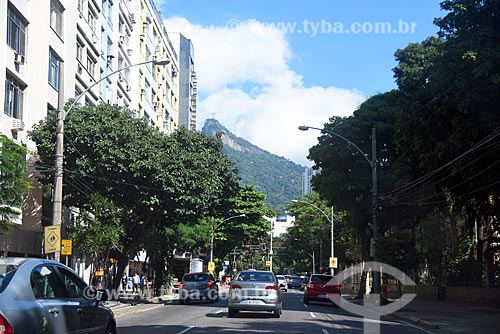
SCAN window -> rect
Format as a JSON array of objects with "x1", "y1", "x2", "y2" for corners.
[
  {"x1": 87, "y1": 7, "x2": 96, "y2": 32},
  {"x1": 6, "y1": 4, "x2": 27, "y2": 56},
  {"x1": 4, "y1": 73, "x2": 25, "y2": 119},
  {"x1": 86, "y1": 55, "x2": 96, "y2": 77},
  {"x1": 50, "y1": 0, "x2": 64, "y2": 37},
  {"x1": 57, "y1": 267, "x2": 86, "y2": 299},
  {"x1": 30, "y1": 266, "x2": 64, "y2": 299},
  {"x1": 77, "y1": 0, "x2": 86, "y2": 14},
  {"x1": 48, "y1": 49, "x2": 60, "y2": 89},
  {"x1": 76, "y1": 40, "x2": 84, "y2": 62}
]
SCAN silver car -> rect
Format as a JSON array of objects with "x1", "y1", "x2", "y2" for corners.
[
  {"x1": 0, "y1": 257, "x2": 116, "y2": 333},
  {"x1": 228, "y1": 270, "x2": 282, "y2": 318}
]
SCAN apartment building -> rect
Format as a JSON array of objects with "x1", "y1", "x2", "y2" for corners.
[
  {"x1": 171, "y1": 33, "x2": 197, "y2": 131},
  {"x1": 1, "y1": 0, "x2": 180, "y2": 258},
  {"x1": 302, "y1": 167, "x2": 321, "y2": 196}
]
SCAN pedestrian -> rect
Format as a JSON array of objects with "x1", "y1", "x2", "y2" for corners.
[
  {"x1": 121, "y1": 273, "x2": 127, "y2": 291},
  {"x1": 140, "y1": 274, "x2": 146, "y2": 294},
  {"x1": 132, "y1": 272, "x2": 140, "y2": 293}
]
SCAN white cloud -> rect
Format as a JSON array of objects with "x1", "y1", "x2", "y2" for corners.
[{"x1": 164, "y1": 17, "x2": 366, "y2": 166}]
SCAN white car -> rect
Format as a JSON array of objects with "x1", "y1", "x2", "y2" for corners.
[{"x1": 276, "y1": 274, "x2": 288, "y2": 292}]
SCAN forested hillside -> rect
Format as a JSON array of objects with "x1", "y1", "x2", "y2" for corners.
[{"x1": 202, "y1": 118, "x2": 304, "y2": 213}]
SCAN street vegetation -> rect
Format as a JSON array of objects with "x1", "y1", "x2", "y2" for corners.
[
  {"x1": 289, "y1": 0, "x2": 500, "y2": 288},
  {"x1": 28, "y1": 103, "x2": 273, "y2": 290}
]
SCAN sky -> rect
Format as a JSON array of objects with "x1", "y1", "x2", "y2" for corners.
[{"x1": 157, "y1": 0, "x2": 445, "y2": 166}]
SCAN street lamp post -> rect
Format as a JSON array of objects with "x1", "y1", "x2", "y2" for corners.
[
  {"x1": 51, "y1": 58, "x2": 171, "y2": 261},
  {"x1": 292, "y1": 199, "x2": 335, "y2": 275},
  {"x1": 209, "y1": 214, "x2": 246, "y2": 264},
  {"x1": 298, "y1": 125, "x2": 380, "y2": 294}
]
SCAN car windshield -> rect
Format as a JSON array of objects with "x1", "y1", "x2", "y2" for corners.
[
  {"x1": 276, "y1": 275, "x2": 285, "y2": 280},
  {"x1": 0, "y1": 264, "x2": 19, "y2": 293},
  {"x1": 237, "y1": 272, "x2": 274, "y2": 282},
  {"x1": 310, "y1": 275, "x2": 333, "y2": 283},
  {"x1": 183, "y1": 273, "x2": 210, "y2": 282}
]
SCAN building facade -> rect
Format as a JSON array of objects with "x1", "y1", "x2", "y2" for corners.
[
  {"x1": 172, "y1": 33, "x2": 197, "y2": 131},
  {"x1": 1, "y1": 0, "x2": 182, "y2": 258},
  {"x1": 302, "y1": 167, "x2": 320, "y2": 196}
]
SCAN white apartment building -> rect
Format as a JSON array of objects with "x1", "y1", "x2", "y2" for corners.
[
  {"x1": 1, "y1": 0, "x2": 180, "y2": 258},
  {"x1": 302, "y1": 167, "x2": 321, "y2": 195}
]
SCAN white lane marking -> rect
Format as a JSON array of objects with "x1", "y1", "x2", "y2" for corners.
[
  {"x1": 304, "y1": 303, "x2": 309, "y2": 308},
  {"x1": 310, "y1": 312, "x2": 316, "y2": 318},
  {"x1": 142, "y1": 305, "x2": 164, "y2": 312},
  {"x1": 322, "y1": 330, "x2": 330, "y2": 334},
  {"x1": 177, "y1": 326, "x2": 194, "y2": 334}
]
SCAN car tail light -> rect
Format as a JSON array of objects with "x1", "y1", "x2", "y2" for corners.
[
  {"x1": 0, "y1": 314, "x2": 13, "y2": 334},
  {"x1": 230, "y1": 284, "x2": 242, "y2": 289},
  {"x1": 179, "y1": 283, "x2": 184, "y2": 289},
  {"x1": 207, "y1": 281, "x2": 212, "y2": 287},
  {"x1": 265, "y1": 285, "x2": 278, "y2": 290}
]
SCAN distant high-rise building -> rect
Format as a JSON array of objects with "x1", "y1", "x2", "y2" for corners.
[
  {"x1": 302, "y1": 167, "x2": 320, "y2": 195},
  {"x1": 171, "y1": 33, "x2": 197, "y2": 131}
]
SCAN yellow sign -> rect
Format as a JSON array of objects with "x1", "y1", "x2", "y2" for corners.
[
  {"x1": 95, "y1": 270, "x2": 105, "y2": 277},
  {"x1": 61, "y1": 239, "x2": 72, "y2": 256},
  {"x1": 265, "y1": 260, "x2": 271, "y2": 267},
  {"x1": 44, "y1": 225, "x2": 61, "y2": 254},
  {"x1": 329, "y1": 257, "x2": 338, "y2": 269},
  {"x1": 208, "y1": 262, "x2": 215, "y2": 272}
]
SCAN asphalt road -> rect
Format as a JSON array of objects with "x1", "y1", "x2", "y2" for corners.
[{"x1": 115, "y1": 289, "x2": 436, "y2": 334}]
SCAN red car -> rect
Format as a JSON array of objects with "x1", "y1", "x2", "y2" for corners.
[{"x1": 303, "y1": 274, "x2": 341, "y2": 305}]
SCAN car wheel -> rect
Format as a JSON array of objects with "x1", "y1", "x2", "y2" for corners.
[
  {"x1": 284, "y1": 289, "x2": 287, "y2": 292},
  {"x1": 228, "y1": 308, "x2": 238, "y2": 318},
  {"x1": 273, "y1": 307, "x2": 281, "y2": 318},
  {"x1": 104, "y1": 323, "x2": 116, "y2": 334}
]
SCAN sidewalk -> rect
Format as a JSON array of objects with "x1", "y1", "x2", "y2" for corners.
[{"x1": 389, "y1": 298, "x2": 500, "y2": 334}]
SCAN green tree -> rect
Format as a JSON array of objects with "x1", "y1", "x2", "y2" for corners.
[
  {"x1": 71, "y1": 195, "x2": 124, "y2": 286},
  {"x1": 0, "y1": 135, "x2": 31, "y2": 231},
  {"x1": 28, "y1": 103, "x2": 240, "y2": 290}
]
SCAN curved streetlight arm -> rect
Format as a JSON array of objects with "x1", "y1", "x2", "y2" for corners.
[
  {"x1": 299, "y1": 125, "x2": 373, "y2": 166},
  {"x1": 210, "y1": 214, "x2": 246, "y2": 263},
  {"x1": 65, "y1": 58, "x2": 170, "y2": 117},
  {"x1": 292, "y1": 199, "x2": 331, "y2": 223}
]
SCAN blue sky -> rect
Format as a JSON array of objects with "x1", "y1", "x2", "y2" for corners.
[{"x1": 159, "y1": 0, "x2": 445, "y2": 165}]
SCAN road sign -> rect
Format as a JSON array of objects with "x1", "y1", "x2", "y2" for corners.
[
  {"x1": 329, "y1": 257, "x2": 338, "y2": 268},
  {"x1": 95, "y1": 270, "x2": 105, "y2": 277},
  {"x1": 208, "y1": 261, "x2": 215, "y2": 272},
  {"x1": 44, "y1": 225, "x2": 61, "y2": 254},
  {"x1": 61, "y1": 239, "x2": 72, "y2": 256}
]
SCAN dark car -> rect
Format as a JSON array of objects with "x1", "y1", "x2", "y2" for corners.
[
  {"x1": 228, "y1": 270, "x2": 282, "y2": 318},
  {"x1": 0, "y1": 257, "x2": 116, "y2": 333},
  {"x1": 300, "y1": 276, "x2": 309, "y2": 291},
  {"x1": 303, "y1": 273, "x2": 341, "y2": 305},
  {"x1": 287, "y1": 276, "x2": 302, "y2": 289},
  {"x1": 178, "y1": 272, "x2": 219, "y2": 304}
]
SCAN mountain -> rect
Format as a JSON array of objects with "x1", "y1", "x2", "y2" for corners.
[{"x1": 202, "y1": 118, "x2": 304, "y2": 213}]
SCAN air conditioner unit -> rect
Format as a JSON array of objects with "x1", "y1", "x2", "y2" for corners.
[
  {"x1": 126, "y1": 85, "x2": 132, "y2": 91},
  {"x1": 129, "y1": 13, "x2": 136, "y2": 24},
  {"x1": 145, "y1": 15, "x2": 152, "y2": 24},
  {"x1": 77, "y1": 63, "x2": 83, "y2": 74},
  {"x1": 118, "y1": 73, "x2": 125, "y2": 82},
  {"x1": 152, "y1": 101, "x2": 159, "y2": 108},
  {"x1": 127, "y1": 48, "x2": 133, "y2": 56},
  {"x1": 139, "y1": 34, "x2": 145, "y2": 42},
  {"x1": 11, "y1": 119, "x2": 25, "y2": 132},
  {"x1": 119, "y1": 35, "x2": 125, "y2": 44},
  {"x1": 140, "y1": 88, "x2": 146, "y2": 95},
  {"x1": 14, "y1": 53, "x2": 25, "y2": 65}
]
